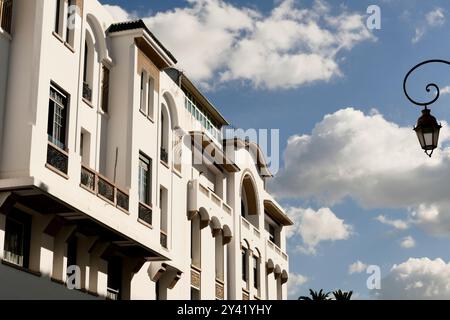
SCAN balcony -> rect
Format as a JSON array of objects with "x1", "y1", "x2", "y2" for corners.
[
  {"x1": 240, "y1": 216, "x2": 262, "y2": 247},
  {"x1": 80, "y1": 165, "x2": 129, "y2": 212},
  {"x1": 160, "y1": 230, "x2": 167, "y2": 248},
  {"x1": 46, "y1": 142, "x2": 69, "y2": 176},
  {"x1": 0, "y1": 0, "x2": 12, "y2": 34},
  {"x1": 188, "y1": 179, "x2": 232, "y2": 220},
  {"x1": 106, "y1": 288, "x2": 119, "y2": 301},
  {"x1": 160, "y1": 147, "x2": 168, "y2": 164},
  {"x1": 82, "y1": 82, "x2": 92, "y2": 102},
  {"x1": 138, "y1": 202, "x2": 153, "y2": 226}
]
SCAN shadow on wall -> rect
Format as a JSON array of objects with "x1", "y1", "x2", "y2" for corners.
[{"x1": 0, "y1": 263, "x2": 99, "y2": 300}]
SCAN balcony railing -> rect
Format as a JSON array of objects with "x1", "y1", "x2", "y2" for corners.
[
  {"x1": 80, "y1": 165, "x2": 129, "y2": 212},
  {"x1": 83, "y1": 82, "x2": 92, "y2": 102},
  {"x1": 160, "y1": 147, "x2": 168, "y2": 164},
  {"x1": 0, "y1": 0, "x2": 13, "y2": 34},
  {"x1": 138, "y1": 202, "x2": 153, "y2": 226},
  {"x1": 106, "y1": 288, "x2": 120, "y2": 301},
  {"x1": 160, "y1": 230, "x2": 167, "y2": 248},
  {"x1": 267, "y1": 239, "x2": 288, "y2": 261},
  {"x1": 47, "y1": 142, "x2": 69, "y2": 175}
]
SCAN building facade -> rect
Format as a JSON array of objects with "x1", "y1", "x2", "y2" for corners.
[{"x1": 0, "y1": 0, "x2": 292, "y2": 300}]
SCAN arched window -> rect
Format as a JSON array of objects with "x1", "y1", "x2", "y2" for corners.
[
  {"x1": 253, "y1": 249, "x2": 261, "y2": 297},
  {"x1": 82, "y1": 32, "x2": 95, "y2": 103},
  {"x1": 241, "y1": 174, "x2": 259, "y2": 228},
  {"x1": 160, "y1": 103, "x2": 170, "y2": 164}
]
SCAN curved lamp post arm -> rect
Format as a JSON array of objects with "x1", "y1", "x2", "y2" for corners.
[{"x1": 403, "y1": 59, "x2": 450, "y2": 107}]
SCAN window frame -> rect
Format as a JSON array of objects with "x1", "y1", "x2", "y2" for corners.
[{"x1": 138, "y1": 152, "x2": 152, "y2": 206}]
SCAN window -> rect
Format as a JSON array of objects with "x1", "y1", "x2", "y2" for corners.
[
  {"x1": 241, "y1": 200, "x2": 246, "y2": 218},
  {"x1": 147, "y1": 77, "x2": 155, "y2": 118},
  {"x1": 101, "y1": 65, "x2": 110, "y2": 113},
  {"x1": 3, "y1": 209, "x2": 31, "y2": 268},
  {"x1": 66, "y1": 236, "x2": 77, "y2": 274},
  {"x1": 138, "y1": 153, "x2": 152, "y2": 205},
  {"x1": 65, "y1": 0, "x2": 75, "y2": 47},
  {"x1": 268, "y1": 224, "x2": 275, "y2": 243},
  {"x1": 82, "y1": 35, "x2": 94, "y2": 102},
  {"x1": 48, "y1": 86, "x2": 68, "y2": 150},
  {"x1": 253, "y1": 255, "x2": 259, "y2": 290},
  {"x1": 215, "y1": 234, "x2": 224, "y2": 281},
  {"x1": 241, "y1": 249, "x2": 248, "y2": 282},
  {"x1": 191, "y1": 287, "x2": 200, "y2": 300},
  {"x1": 107, "y1": 256, "x2": 122, "y2": 301},
  {"x1": 160, "y1": 186, "x2": 168, "y2": 248},
  {"x1": 140, "y1": 71, "x2": 147, "y2": 113},
  {"x1": 80, "y1": 130, "x2": 91, "y2": 165},
  {"x1": 160, "y1": 111, "x2": 168, "y2": 163},
  {"x1": 54, "y1": 0, "x2": 64, "y2": 36},
  {"x1": 190, "y1": 215, "x2": 201, "y2": 268}
]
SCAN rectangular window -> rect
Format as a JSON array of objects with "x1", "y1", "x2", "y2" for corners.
[
  {"x1": 253, "y1": 256, "x2": 259, "y2": 289},
  {"x1": 107, "y1": 256, "x2": 122, "y2": 301},
  {"x1": 242, "y1": 249, "x2": 247, "y2": 282},
  {"x1": 65, "y1": 0, "x2": 75, "y2": 46},
  {"x1": 160, "y1": 186, "x2": 168, "y2": 248},
  {"x1": 140, "y1": 71, "x2": 147, "y2": 113},
  {"x1": 268, "y1": 224, "x2": 276, "y2": 244},
  {"x1": 147, "y1": 77, "x2": 155, "y2": 118},
  {"x1": 3, "y1": 209, "x2": 31, "y2": 268},
  {"x1": 138, "y1": 153, "x2": 152, "y2": 205},
  {"x1": 48, "y1": 86, "x2": 68, "y2": 150},
  {"x1": 101, "y1": 66, "x2": 110, "y2": 113}
]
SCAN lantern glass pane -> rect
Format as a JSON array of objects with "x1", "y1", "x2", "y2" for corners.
[
  {"x1": 433, "y1": 127, "x2": 441, "y2": 147},
  {"x1": 416, "y1": 130, "x2": 426, "y2": 149},
  {"x1": 424, "y1": 132, "x2": 433, "y2": 147}
]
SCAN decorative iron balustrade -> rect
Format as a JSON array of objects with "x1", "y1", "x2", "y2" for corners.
[
  {"x1": 160, "y1": 231, "x2": 168, "y2": 248},
  {"x1": 47, "y1": 142, "x2": 69, "y2": 175},
  {"x1": 80, "y1": 165, "x2": 129, "y2": 212},
  {"x1": 83, "y1": 82, "x2": 92, "y2": 102},
  {"x1": 160, "y1": 147, "x2": 168, "y2": 164},
  {"x1": 138, "y1": 202, "x2": 153, "y2": 226}
]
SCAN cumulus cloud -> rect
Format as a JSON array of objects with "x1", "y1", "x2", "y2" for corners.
[
  {"x1": 103, "y1": 4, "x2": 135, "y2": 22},
  {"x1": 104, "y1": 0, "x2": 374, "y2": 89},
  {"x1": 412, "y1": 8, "x2": 445, "y2": 43},
  {"x1": 288, "y1": 273, "x2": 309, "y2": 298},
  {"x1": 440, "y1": 86, "x2": 450, "y2": 95},
  {"x1": 349, "y1": 260, "x2": 368, "y2": 274},
  {"x1": 400, "y1": 236, "x2": 416, "y2": 249},
  {"x1": 376, "y1": 215, "x2": 409, "y2": 230},
  {"x1": 287, "y1": 207, "x2": 352, "y2": 255},
  {"x1": 271, "y1": 107, "x2": 450, "y2": 237},
  {"x1": 378, "y1": 258, "x2": 450, "y2": 299}
]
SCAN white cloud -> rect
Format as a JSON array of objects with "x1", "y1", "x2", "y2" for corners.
[
  {"x1": 103, "y1": 5, "x2": 134, "y2": 22},
  {"x1": 349, "y1": 260, "x2": 368, "y2": 274},
  {"x1": 288, "y1": 273, "x2": 309, "y2": 298},
  {"x1": 400, "y1": 236, "x2": 416, "y2": 249},
  {"x1": 271, "y1": 108, "x2": 450, "y2": 237},
  {"x1": 376, "y1": 215, "x2": 409, "y2": 230},
  {"x1": 287, "y1": 207, "x2": 352, "y2": 255},
  {"x1": 104, "y1": 0, "x2": 374, "y2": 89},
  {"x1": 440, "y1": 86, "x2": 450, "y2": 95},
  {"x1": 378, "y1": 258, "x2": 450, "y2": 299},
  {"x1": 412, "y1": 8, "x2": 445, "y2": 43}
]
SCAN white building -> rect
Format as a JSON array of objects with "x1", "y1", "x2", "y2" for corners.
[{"x1": 0, "y1": 0, "x2": 292, "y2": 300}]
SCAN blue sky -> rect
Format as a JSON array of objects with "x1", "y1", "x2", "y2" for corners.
[{"x1": 102, "y1": 0, "x2": 450, "y2": 299}]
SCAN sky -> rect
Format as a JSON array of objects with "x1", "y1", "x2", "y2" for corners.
[{"x1": 101, "y1": 0, "x2": 450, "y2": 299}]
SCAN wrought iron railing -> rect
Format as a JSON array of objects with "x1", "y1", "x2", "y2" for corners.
[
  {"x1": 106, "y1": 288, "x2": 120, "y2": 301},
  {"x1": 80, "y1": 165, "x2": 129, "y2": 212},
  {"x1": 138, "y1": 202, "x2": 153, "y2": 226},
  {"x1": 160, "y1": 231, "x2": 167, "y2": 248},
  {"x1": 160, "y1": 147, "x2": 168, "y2": 164},
  {"x1": 0, "y1": 0, "x2": 13, "y2": 34},
  {"x1": 47, "y1": 142, "x2": 69, "y2": 175},
  {"x1": 83, "y1": 82, "x2": 92, "y2": 102}
]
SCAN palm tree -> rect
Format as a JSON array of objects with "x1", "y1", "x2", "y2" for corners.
[
  {"x1": 332, "y1": 290, "x2": 353, "y2": 301},
  {"x1": 298, "y1": 289, "x2": 331, "y2": 301}
]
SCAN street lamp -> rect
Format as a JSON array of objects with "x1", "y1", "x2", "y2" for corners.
[{"x1": 403, "y1": 59, "x2": 446, "y2": 157}]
